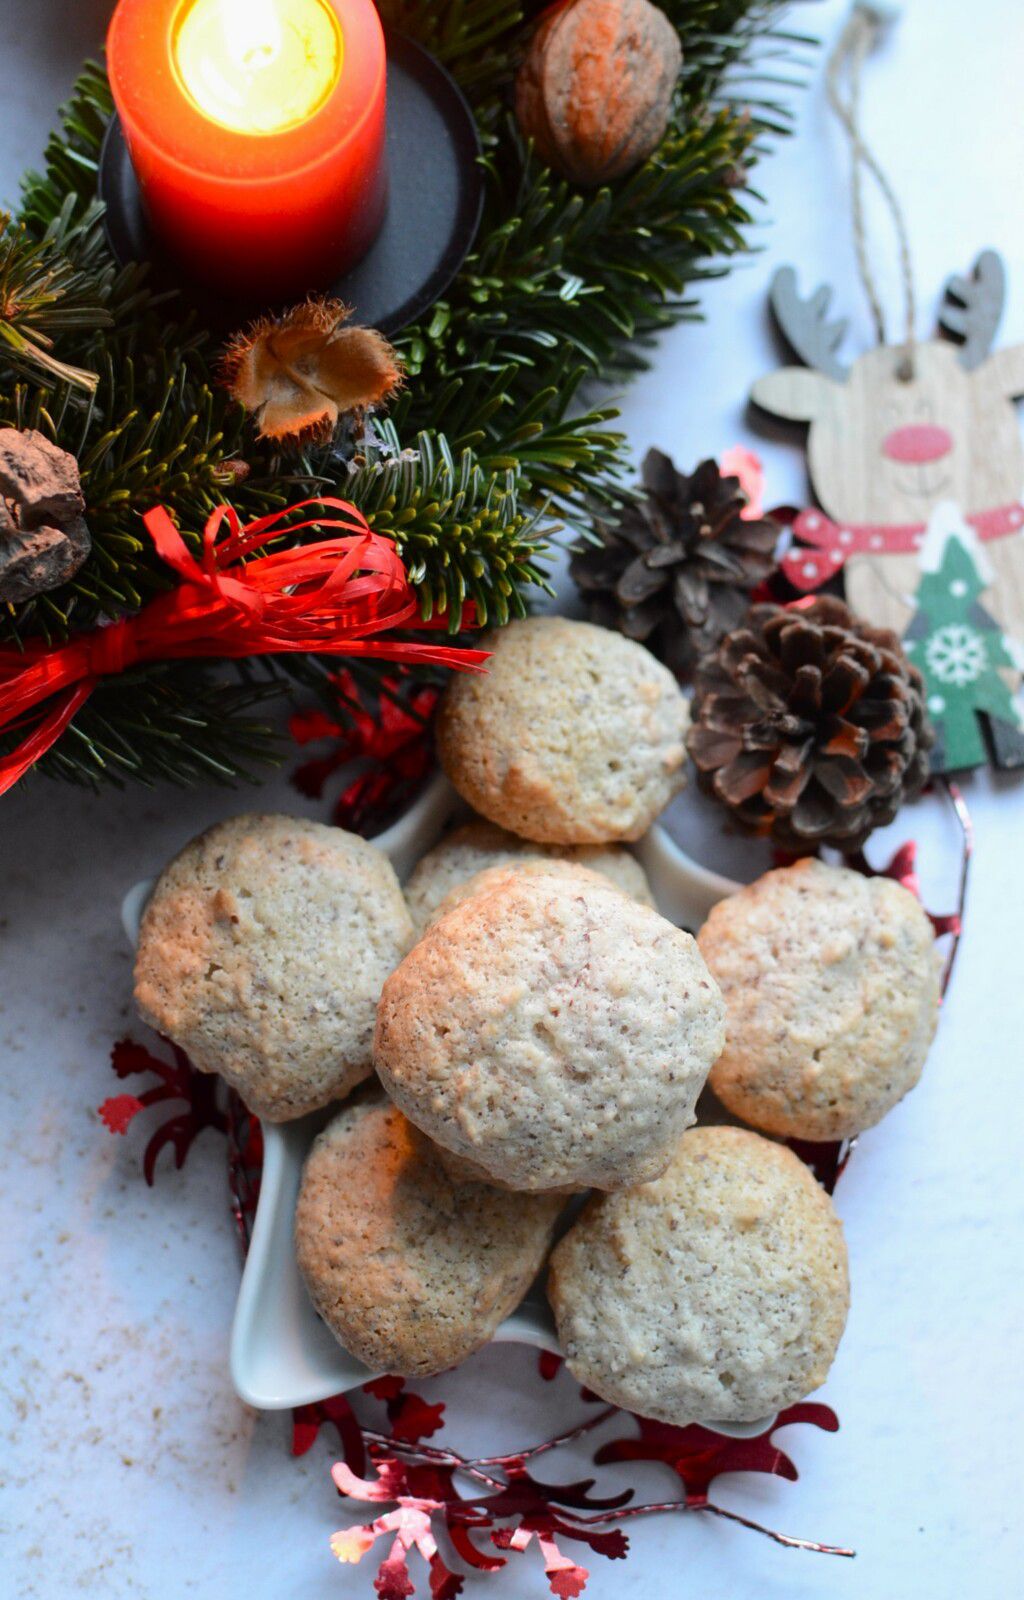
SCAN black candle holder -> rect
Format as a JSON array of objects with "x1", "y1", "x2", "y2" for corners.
[{"x1": 98, "y1": 30, "x2": 484, "y2": 335}]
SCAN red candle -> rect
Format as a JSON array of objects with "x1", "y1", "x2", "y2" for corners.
[{"x1": 107, "y1": 0, "x2": 387, "y2": 302}]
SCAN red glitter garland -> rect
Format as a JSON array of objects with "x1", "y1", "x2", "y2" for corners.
[
  {"x1": 289, "y1": 669, "x2": 441, "y2": 835},
  {"x1": 311, "y1": 1380, "x2": 852, "y2": 1596},
  {"x1": 98, "y1": 1037, "x2": 226, "y2": 1185}
]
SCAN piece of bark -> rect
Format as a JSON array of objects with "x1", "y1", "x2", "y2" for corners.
[
  {"x1": 0, "y1": 516, "x2": 92, "y2": 603},
  {"x1": 0, "y1": 428, "x2": 91, "y2": 602}
]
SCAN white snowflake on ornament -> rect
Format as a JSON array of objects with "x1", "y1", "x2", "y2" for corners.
[{"x1": 924, "y1": 623, "x2": 988, "y2": 687}]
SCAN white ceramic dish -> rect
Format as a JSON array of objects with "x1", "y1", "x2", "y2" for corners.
[{"x1": 123, "y1": 776, "x2": 778, "y2": 1439}]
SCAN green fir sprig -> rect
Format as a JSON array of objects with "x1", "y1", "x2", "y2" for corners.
[{"x1": 343, "y1": 421, "x2": 552, "y2": 631}]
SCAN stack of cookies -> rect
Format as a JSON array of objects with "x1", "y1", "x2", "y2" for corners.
[{"x1": 135, "y1": 617, "x2": 941, "y2": 1427}]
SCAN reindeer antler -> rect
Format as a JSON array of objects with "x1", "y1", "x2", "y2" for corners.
[
  {"x1": 769, "y1": 267, "x2": 849, "y2": 381},
  {"x1": 940, "y1": 250, "x2": 1005, "y2": 370}
]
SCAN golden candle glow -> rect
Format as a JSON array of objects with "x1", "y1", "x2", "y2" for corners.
[
  {"x1": 172, "y1": 0, "x2": 343, "y2": 136},
  {"x1": 108, "y1": 0, "x2": 387, "y2": 300}
]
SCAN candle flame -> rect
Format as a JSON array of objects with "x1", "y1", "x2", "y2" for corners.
[
  {"x1": 224, "y1": 0, "x2": 283, "y2": 73},
  {"x1": 173, "y1": 0, "x2": 342, "y2": 136}
]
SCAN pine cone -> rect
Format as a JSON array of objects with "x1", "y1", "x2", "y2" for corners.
[
  {"x1": 687, "y1": 598, "x2": 935, "y2": 851},
  {"x1": 570, "y1": 449, "x2": 778, "y2": 675}
]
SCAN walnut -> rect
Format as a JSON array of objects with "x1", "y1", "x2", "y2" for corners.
[
  {"x1": 515, "y1": 0, "x2": 682, "y2": 188},
  {"x1": 0, "y1": 428, "x2": 91, "y2": 604}
]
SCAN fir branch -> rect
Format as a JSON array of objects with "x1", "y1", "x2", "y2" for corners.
[
  {"x1": 9, "y1": 664, "x2": 282, "y2": 792},
  {"x1": 19, "y1": 61, "x2": 115, "y2": 236},
  {"x1": 383, "y1": 1, "x2": 813, "y2": 517},
  {"x1": 376, "y1": 0, "x2": 527, "y2": 98},
  {"x1": 1, "y1": 357, "x2": 284, "y2": 641},
  {"x1": 414, "y1": 107, "x2": 762, "y2": 383},
  {"x1": 388, "y1": 104, "x2": 766, "y2": 519},
  {"x1": 388, "y1": 358, "x2": 627, "y2": 526},
  {"x1": 1, "y1": 3, "x2": 809, "y2": 791},
  {"x1": 0, "y1": 210, "x2": 111, "y2": 392},
  {"x1": 668, "y1": 0, "x2": 816, "y2": 116},
  {"x1": 336, "y1": 419, "x2": 553, "y2": 630}
]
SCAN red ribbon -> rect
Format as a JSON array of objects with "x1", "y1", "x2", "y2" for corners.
[{"x1": 0, "y1": 498, "x2": 488, "y2": 795}]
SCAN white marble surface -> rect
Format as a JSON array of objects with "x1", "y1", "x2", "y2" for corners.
[{"x1": 2, "y1": 1, "x2": 1024, "y2": 1596}]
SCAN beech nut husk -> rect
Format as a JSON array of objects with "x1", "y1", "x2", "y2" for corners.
[{"x1": 515, "y1": 0, "x2": 682, "y2": 188}]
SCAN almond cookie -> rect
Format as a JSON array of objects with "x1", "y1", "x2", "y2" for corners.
[
  {"x1": 435, "y1": 617, "x2": 689, "y2": 844},
  {"x1": 405, "y1": 818, "x2": 654, "y2": 933},
  {"x1": 424, "y1": 859, "x2": 623, "y2": 933},
  {"x1": 548, "y1": 1125, "x2": 849, "y2": 1426},
  {"x1": 374, "y1": 868, "x2": 725, "y2": 1192},
  {"x1": 698, "y1": 858, "x2": 940, "y2": 1141},
  {"x1": 134, "y1": 814, "x2": 413, "y2": 1122},
  {"x1": 295, "y1": 1093, "x2": 562, "y2": 1376}
]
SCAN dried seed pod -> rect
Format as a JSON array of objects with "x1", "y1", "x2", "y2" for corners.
[
  {"x1": 221, "y1": 297, "x2": 403, "y2": 448},
  {"x1": 515, "y1": 0, "x2": 682, "y2": 188}
]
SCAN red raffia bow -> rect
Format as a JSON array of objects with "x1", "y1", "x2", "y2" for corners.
[{"x1": 0, "y1": 498, "x2": 488, "y2": 795}]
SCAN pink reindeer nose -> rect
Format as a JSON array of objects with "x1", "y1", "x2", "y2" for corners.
[{"x1": 882, "y1": 423, "x2": 954, "y2": 464}]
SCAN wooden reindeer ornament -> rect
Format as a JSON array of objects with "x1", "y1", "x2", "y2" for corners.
[
  {"x1": 747, "y1": 0, "x2": 1024, "y2": 774},
  {"x1": 751, "y1": 255, "x2": 1024, "y2": 774}
]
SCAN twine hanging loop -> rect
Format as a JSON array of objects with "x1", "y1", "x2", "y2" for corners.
[{"x1": 826, "y1": 3, "x2": 917, "y2": 379}]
